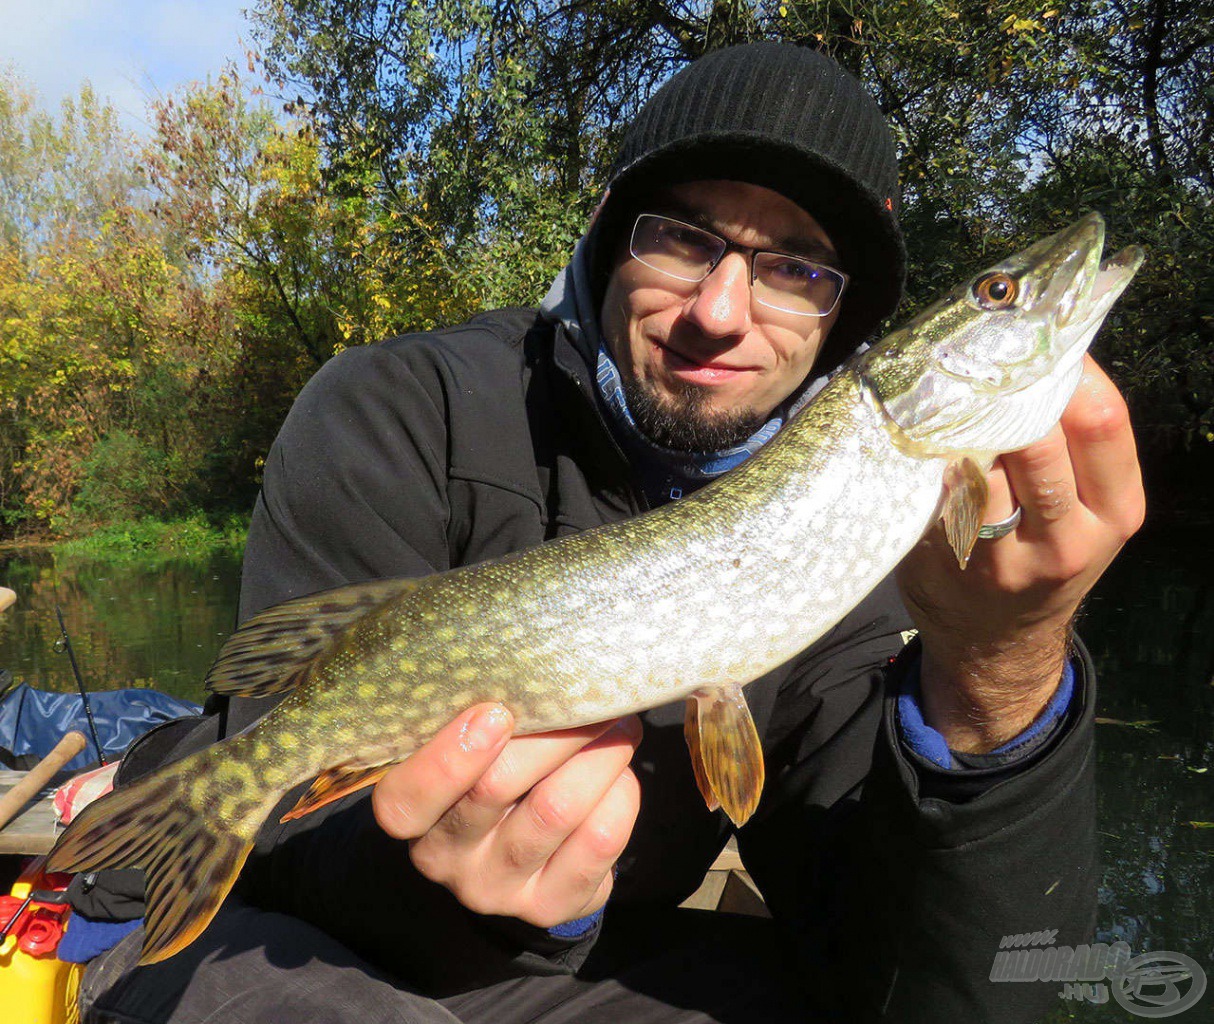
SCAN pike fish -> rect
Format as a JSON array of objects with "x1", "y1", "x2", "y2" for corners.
[{"x1": 46, "y1": 213, "x2": 1142, "y2": 964}]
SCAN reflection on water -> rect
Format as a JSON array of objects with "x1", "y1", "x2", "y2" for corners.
[
  {"x1": 0, "y1": 529, "x2": 1211, "y2": 1014},
  {"x1": 0, "y1": 548, "x2": 242, "y2": 705}
]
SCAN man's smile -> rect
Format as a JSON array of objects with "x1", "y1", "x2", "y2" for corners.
[{"x1": 649, "y1": 336, "x2": 760, "y2": 383}]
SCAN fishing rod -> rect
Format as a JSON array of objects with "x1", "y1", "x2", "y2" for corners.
[{"x1": 53, "y1": 603, "x2": 107, "y2": 766}]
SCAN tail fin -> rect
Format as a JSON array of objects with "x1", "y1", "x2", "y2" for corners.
[{"x1": 46, "y1": 764, "x2": 254, "y2": 965}]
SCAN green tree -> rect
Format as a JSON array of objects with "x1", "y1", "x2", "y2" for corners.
[
  {"x1": 251, "y1": 1, "x2": 1213, "y2": 496},
  {"x1": 251, "y1": 1, "x2": 788, "y2": 308},
  {"x1": 1008, "y1": 3, "x2": 1214, "y2": 452},
  {"x1": 3, "y1": 3, "x2": 1211, "y2": 534},
  {"x1": 0, "y1": 73, "x2": 140, "y2": 254}
]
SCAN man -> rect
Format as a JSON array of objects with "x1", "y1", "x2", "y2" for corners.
[{"x1": 78, "y1": 42, "x2": 1143, "y2": 1023}]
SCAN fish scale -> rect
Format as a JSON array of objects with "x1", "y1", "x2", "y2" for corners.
[{"x1": 46, "y1": 213, "x2": 1144, "y2": 966}]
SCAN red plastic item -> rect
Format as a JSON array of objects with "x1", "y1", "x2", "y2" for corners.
[{"x1": 0, "y1": 860, "x2": 74, "y2": 957}]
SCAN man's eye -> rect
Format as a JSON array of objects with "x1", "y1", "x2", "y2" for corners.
[
  {"x1": 769, "y1": 259, "x2": 821, "y2": 284},
  {"x1": 659, "y1": 225, "x2": 716, "y2": 256}
]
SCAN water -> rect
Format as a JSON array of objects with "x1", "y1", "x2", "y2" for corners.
[
  {"x1": 0, "y1": 548, "x2": 243, "y2": 706},
  {"x1": 1067, "y1": 526, "x2": 1214, "y2": 1021},
  {"x1": 0, "y1": 532, "x2": 1210, "y2": 1016}
]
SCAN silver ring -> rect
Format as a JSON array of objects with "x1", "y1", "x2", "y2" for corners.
[{"x1": 977, "y1": 506, "x2": 1022, "y2": 540}]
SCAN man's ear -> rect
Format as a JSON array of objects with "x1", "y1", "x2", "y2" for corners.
[{"x1": 588, "y1": 187, "x2": 611, "y2": 229}]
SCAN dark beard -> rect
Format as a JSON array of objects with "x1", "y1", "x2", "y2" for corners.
[{"x1": 620, "y1": 374, "x2": 764, "y2": 452}]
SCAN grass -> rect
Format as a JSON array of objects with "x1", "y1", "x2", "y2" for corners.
[{"x1": 53, "y1": 513, "x2": 248, "y2": 565}]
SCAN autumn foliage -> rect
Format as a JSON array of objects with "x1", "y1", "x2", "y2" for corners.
[{"x1": 0, "y1": 68, "x2": 482, "y2": 537}]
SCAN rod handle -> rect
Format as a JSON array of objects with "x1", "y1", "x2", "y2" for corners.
[{"x1": 0, "y1": 731, "x2": 88, "y2": 832}]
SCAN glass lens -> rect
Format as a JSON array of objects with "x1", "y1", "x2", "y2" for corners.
[
  {"x1": 629, "y1": 213, "x2": 847, "y2": 318},
  {"x1": 753, "y1": 252, "x2": 845, "y2": 317},
  {"x1": 630, "y1": 215, "x2": 724, "y2": 283}
]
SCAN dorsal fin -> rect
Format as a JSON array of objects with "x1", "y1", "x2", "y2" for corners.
[{"x1": 205, "y1": 578, "x2": 419, "y2": 698}]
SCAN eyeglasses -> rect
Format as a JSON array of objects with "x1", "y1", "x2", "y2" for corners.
[{"x1": 629, "y1": 213, "x2": 849, "y2": 318}]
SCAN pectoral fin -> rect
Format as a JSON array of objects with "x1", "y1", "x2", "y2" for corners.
[
  {"x1": 941, "y1": 457, "x2": 989, "y2": 569},
  {"x1": 683, "y1": 686, "x2": 765, "y2": 827}
]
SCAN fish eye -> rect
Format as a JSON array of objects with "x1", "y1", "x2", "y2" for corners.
[{"x1": 972, "y1": 272, "x2": 1019, "y2": 310}]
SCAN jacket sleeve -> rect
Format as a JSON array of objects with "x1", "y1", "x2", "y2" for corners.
[
  {"x1": 737, "y1": 606, "x2": 1098, "y2": 1024},
  {"x1": 218, "y1": 342, "x2": 605, "y2": 992}
]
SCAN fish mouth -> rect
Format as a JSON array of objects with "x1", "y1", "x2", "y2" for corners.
[
  {"x1": 1028, "y1": 213, "x2": 1144, "y2": 352},
  {"x1": 1081, "y1": 243, "x2": 1145, "y2": 327}
]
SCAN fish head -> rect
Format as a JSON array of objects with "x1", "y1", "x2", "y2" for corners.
[{"x1": 859, "y1": 212, "x2": 1143, "y2": 457}]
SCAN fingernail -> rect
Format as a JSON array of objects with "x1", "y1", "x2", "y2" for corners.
[{"x1": 459, "y1": 704, "x2": 511, "y2": 753}]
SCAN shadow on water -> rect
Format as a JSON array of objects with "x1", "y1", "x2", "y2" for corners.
[{"x1": 0, "y1": 528, "x2": 1210, "y2": 1018}]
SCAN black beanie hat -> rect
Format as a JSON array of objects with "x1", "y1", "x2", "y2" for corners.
[{"x1": 591, "y1": 41, "x2": 906, "y2": 365}]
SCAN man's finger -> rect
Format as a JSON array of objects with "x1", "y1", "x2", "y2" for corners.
[
  {"x1": 980, "y1": 458, "x2": 1015, "y2": 526},
  {"x1": 531, "y1": 766, "x2": 641, "y2": 927},
  {"x1": 492, "y1": 716, "x2": 642, "y2": 877},
  {"x1": 437, "y1": 719, "x2": 626, "y2": 839},
  {"x1": 372, "y1": 703, "x2": 513, "y2": 840},
  {"x1": 1063, "y1": 357, "x2": 1145, "y2": 532},
  {"x1": 1000, "y1": 422, "x2": 1078, "y2": 539}
]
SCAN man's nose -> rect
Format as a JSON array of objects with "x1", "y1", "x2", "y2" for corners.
[{"x1": 682, "y1": 253, "x2": 752, "y2": 336}]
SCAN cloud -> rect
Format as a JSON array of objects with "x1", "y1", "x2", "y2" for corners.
[{"x1": 0, "y1": 0, "x2": 251, "y2": 131}]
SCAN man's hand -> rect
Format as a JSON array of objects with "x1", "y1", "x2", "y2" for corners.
[
  {"x1": 897, "y1": 356, "x2": 1145, "y2": 753},
  {"x1": 371, "y1": 703, "x2": 642, "y2": 928}
]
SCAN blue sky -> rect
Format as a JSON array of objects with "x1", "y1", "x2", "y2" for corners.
[{"x1": 0, "y1": 0, "x2": 255, "y2": 132}]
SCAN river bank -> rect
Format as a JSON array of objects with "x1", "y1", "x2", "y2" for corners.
[{"x1": 0, "y1": 514, "x2": 248, "y2": 565}]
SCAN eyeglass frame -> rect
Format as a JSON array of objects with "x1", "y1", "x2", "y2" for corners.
[{"x1": 627, "y1": 212, "x2": 850, "y2": 319}]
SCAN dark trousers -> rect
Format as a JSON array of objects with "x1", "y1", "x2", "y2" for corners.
[{"x1": 80, "y1": 901, "x2": 809, "y2": 1024}]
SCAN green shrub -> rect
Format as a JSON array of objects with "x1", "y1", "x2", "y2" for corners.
[
  {"x1": 71, "y1": 431, "x2": 170, "y2": 524},
  {"x1": 54, "y1": 512, "x2": 248, "y2": 565}
]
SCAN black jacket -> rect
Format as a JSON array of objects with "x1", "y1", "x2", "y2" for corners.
[{"x1": 115, "y1": 307, "x2": 1098, "y2": 1021}]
